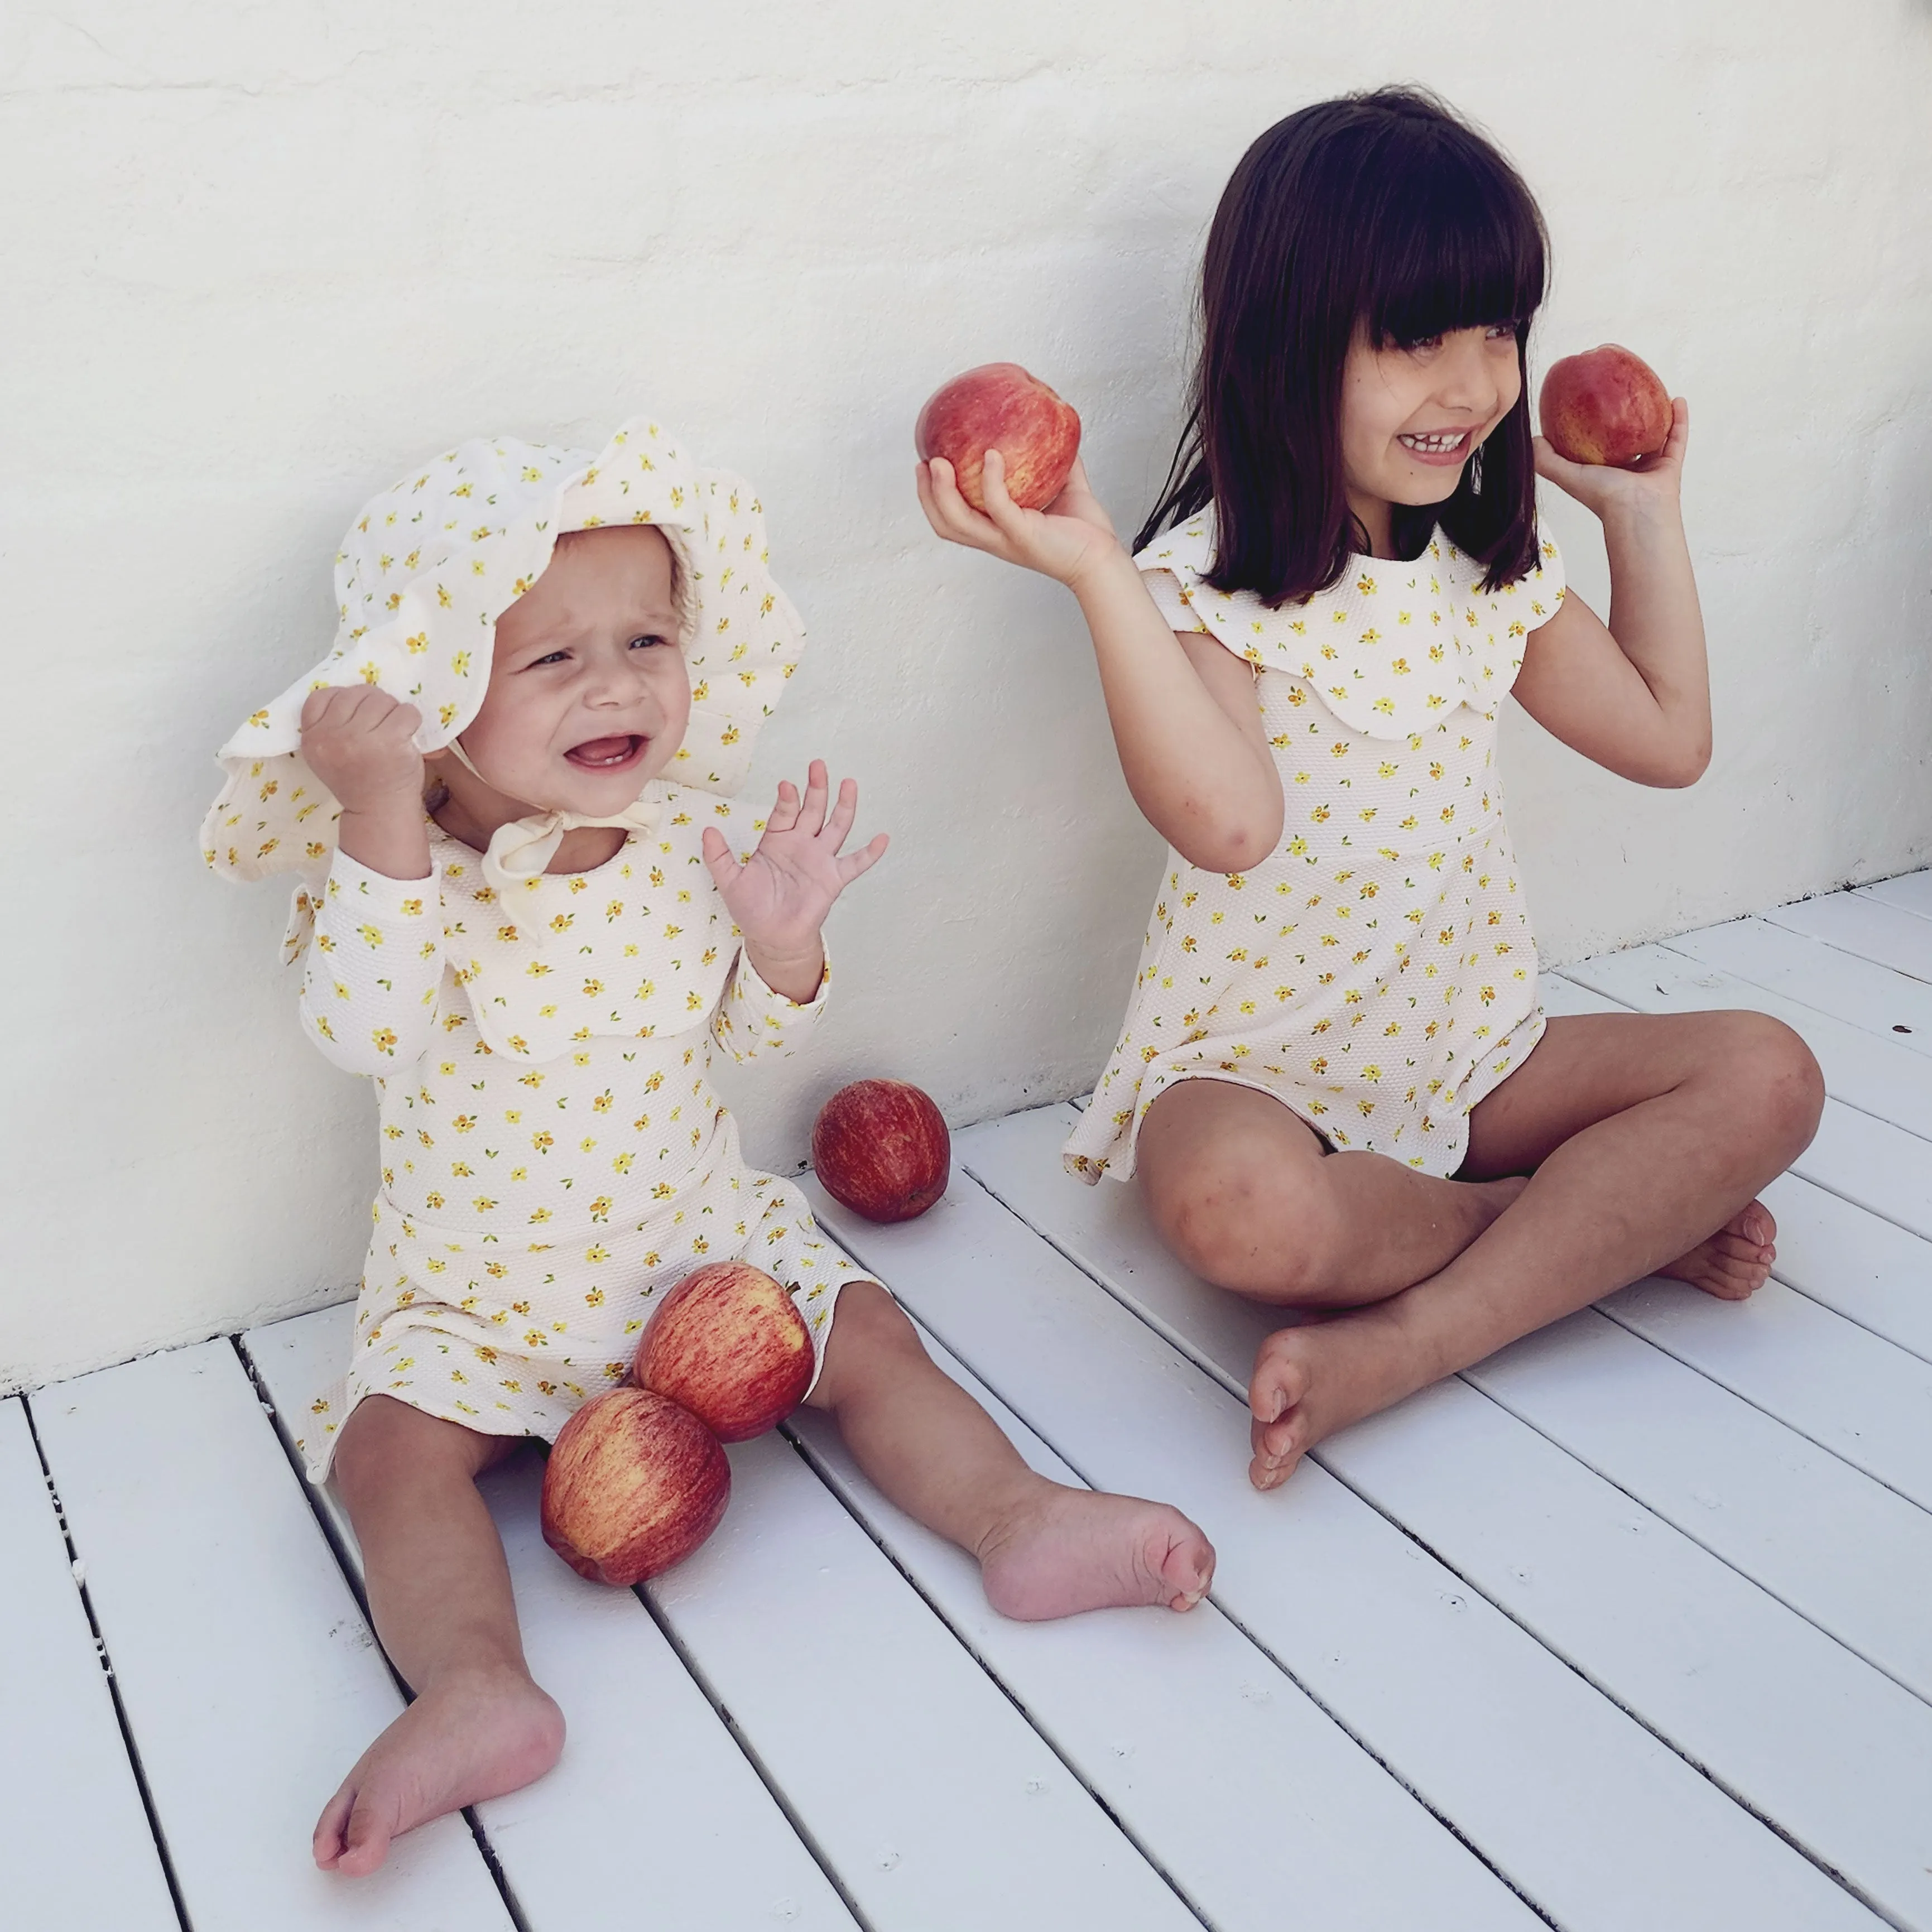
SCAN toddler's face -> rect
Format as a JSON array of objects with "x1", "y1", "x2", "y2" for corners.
[
  {"x1": 440, "y1": 525, "x2": 691, "y2": 815},
  {"x1": 1339, "y1": 322, "x2": 1522, "y2": 517}
]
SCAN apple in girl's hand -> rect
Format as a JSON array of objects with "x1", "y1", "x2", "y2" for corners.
[
  {"x1": 1538, "y1": 345, "x2": 1673, "y2": 467},
  {"x1": 811, "y1": 1078, "x2": 951, "y2": 1223},
  {"x1": 636, "y1": 1261, "x2": 815, "y2": 1443},
  {"x1": 915, "y1": 364, "x2": 1082, "y2": 512},
  {"x1": 541, "y1": 1388, "x2": 729, "y2": 1586}
]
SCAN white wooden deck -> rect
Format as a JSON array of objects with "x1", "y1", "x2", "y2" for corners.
[{"x1": 7, "y1": 877, "x2": 1932, "y2": 1932}]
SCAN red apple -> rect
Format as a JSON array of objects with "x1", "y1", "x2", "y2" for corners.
[
  {"x1": 915, "y1": 363, "x2": 1082, "y2": 512},
  {"x1": 635, "y1": 1261, "x2": 815, "y2": 1443},
  {"x1": 1539, "y1": 344, "x2": 1673, "y2": 467},
  {"x1": 811, "y1": 1078, "x2": 950, "y2": 1224},
  {"x1": 541, "y1": 1387, "x2": 729, "y2": 1586}
]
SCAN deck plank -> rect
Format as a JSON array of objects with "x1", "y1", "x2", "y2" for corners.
[
  {"x1": 242, "y1": 1306, "x2": 861, "y2": 1932},
  {"x1": 1862, "y1": 872, "x2": 1932, "y2": 922},
  {"x1": 1753, "y1": 1171, "x2": 1932, "y2": 1363},
  {"x1": 811, "y1": 1167, "x2": 1880, "y2": 1932},
  {"x1": 1603, "y1": 1277, "x2": 1932, "y2": 1510},
  {"x1": 790, "y1": 1325, "x2": 1543, "y2": 1932},
  {"x1": 1767, "y1": 892, "x2": 1932, "y2": 985},
  {"x1": 0, "y1": 1397, "x2": 179, "y2": 1932},
  {"x1": 1466, "y1": 1313, "x2": 1932, "y2": 1703},
  {"x1": 31, "y1": 1343, "x2": 515, "y2": 1932},
  {"x1": 954, "y1": 1111, "x2": 1932, "y2": 1926},
  {"x1": 1667, "y1": 917, "x2": 1932, "y2": 1054}
]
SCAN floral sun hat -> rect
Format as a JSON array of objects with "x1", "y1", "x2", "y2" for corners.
[{"x1": 201, "y1": 416, "x2": 805, "y2": 955}]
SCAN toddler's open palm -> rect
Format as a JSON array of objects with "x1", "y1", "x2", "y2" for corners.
[{"x1": 701, "y1": 761, "x2": 888, "y2": 961}]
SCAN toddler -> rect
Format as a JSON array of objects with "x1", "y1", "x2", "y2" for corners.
[{"x1": 205, "y1": 419, "x2": 1214, "y2": 1876}]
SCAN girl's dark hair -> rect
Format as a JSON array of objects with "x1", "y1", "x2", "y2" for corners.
[{"x1": 1136, "y1": 87, "x2": 1548, "y2": 603}]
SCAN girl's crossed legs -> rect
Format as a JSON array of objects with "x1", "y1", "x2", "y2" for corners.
[
  {"x1": 314, "y1": 1282, "x2": 1215, "y2": 1876},
  {"x1": 1136, "y1": 1010, "x2": 1825, "y2": 1490}
]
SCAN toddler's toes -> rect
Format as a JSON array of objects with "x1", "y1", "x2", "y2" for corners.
[
  {"x1": 337, "y1": 1789, "x2": 400, "y2": 1879},
  {"x1": 312, "y1": 1784, "x2": 354, "y2": 1871},
  {"x1": 1160, "y1": 1519, "x2": 1216, "y2": 1611}
]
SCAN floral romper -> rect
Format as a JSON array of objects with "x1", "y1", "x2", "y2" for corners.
[
  {"x1": 199, "y1": 416, "x2": 868, "y2": 1480},
  {"x1": 1064, "y1": 512, "x2": 1567, "y2": 1185},
  {"x1": 291, "y1": 800, "x2": 864, "y2": 1480}
]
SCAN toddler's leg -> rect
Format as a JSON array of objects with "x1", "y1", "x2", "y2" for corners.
[
  {"x1": 314, "y1": 1396, "x2": 564, "y2": 1877},
  {"x1": 1244, "y1": 1011, "x2": 1823, "y2": 1487},
  {"x1": 807, "y1": 1283, "x2": 1215, "y2": 1620}
]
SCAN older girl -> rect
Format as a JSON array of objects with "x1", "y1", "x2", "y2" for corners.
[{"x1": 920, "y1": 90, "x2": 1822, "y2": 1492}]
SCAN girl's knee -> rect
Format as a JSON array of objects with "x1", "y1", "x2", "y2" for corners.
[
  {"x1": 1146, "y1": 1141, "x2": 1343, "y2": 1297},
  {"x1": 1707, "y1": 1012, "x2": 1824, "y2": 1162},
  {"x1": 1749, "y1": 1015, "x2": 1825, "y2": 1157}
]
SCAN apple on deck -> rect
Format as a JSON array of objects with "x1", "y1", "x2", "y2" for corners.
[{"x1": 814, "y1": 1078, "x2": 952, "y2": 1224}]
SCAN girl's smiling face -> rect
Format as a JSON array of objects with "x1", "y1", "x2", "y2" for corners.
[
  {"x1": 1339, "y1": 323, "x2": 1523, "y2": 555},
  {"x1": 431, "y1": 525, "x2": 691, "y2": 834}
]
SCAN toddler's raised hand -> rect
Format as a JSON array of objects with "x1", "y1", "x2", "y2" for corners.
[
  {"x1": 918, "y1": 448, "x2": 1123, "y2": 589},
  {"x1": 702, "y1": 761, "x2": 888, "y2": 998},
  {"x1": 300, "y1": 685, "x2": 426, "y2": 816}
]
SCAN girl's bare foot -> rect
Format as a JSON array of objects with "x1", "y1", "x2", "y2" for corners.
[
  {"x1": 976, "y1": 1480, "x2": 1216, "y2": 1620},
  {"x1": 1244, "y1": 1309, "x2": 1418, "y2": 1491},
  {"x1": 1654, "y1": 1199, "x2": 1777, "y2": 1300},
  {"x1": 1242, "y1": 1196, "x2": 1785, "y2": 1490},
  {"x1": 313, "y1": 1662, "x2": 564, "y2": 1876}
]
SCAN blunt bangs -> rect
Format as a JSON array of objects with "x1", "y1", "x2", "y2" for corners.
[
  {"x1": 1138, "y1": 88, "x2": 1551, "y2": 607},
  {"x1": 1364, "y1": 136, "x2": 1546, "y2": 351}
]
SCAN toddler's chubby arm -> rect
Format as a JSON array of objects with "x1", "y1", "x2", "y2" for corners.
[
  {"x1": 701, "y1": 760, "x2": 886, "y2": 1017},
  {"x1": 918, "y1": 450, "x2": 1282, "y2": 871},
  {"x1": 1511, "y1": 398, "x2": 1713, "y2": 788},
  {"x1": 296, "y1": 686, "x2": 444, "y2": 1075}
]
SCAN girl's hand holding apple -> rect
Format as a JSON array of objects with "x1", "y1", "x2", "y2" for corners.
[
  {"x1": 1535, "y1": 395, "x2": 1689, "y2": 524},
  {"x1": 918, "y1": 448, "x2": 1124, "y2": 592}
]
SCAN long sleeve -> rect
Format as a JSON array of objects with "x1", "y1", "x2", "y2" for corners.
[
  {"x1": 709, "y1": 941, "x2": 831, "y2": 1064},
  {"x1": 298, "y1": 852, "x2": 445, "y2": 1076}
]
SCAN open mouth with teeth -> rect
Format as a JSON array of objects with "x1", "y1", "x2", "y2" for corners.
[
  {"x1": 565, "y1": 733, "x2": 648, "y2": 772},
  {"x1": 1397, "y1": 429, "x2": 1474, "y2": 463}
]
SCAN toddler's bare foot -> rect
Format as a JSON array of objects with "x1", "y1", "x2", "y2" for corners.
[
  {"x1": 1654, "y1": 1199, "x2": 1776, "y2": 1300},
  {"x1": 977, "y1": 1481, "x2": 1215, "y2": 1621},
  {"x1": 313, "y1": 1662, "x2": 564, "y2": 1876}
]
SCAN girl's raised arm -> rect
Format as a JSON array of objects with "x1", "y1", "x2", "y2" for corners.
[
  {"x1": 1510, "y1": 398, "x2": 1713, "y2": 788},
  {"x1": 919, "y1": 451, "x2": 1282, "y2": 869}
]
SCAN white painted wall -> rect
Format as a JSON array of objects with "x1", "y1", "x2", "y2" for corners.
[{"x1": 6, "y1": 1, "x2": 1930, "y2": 1388}]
